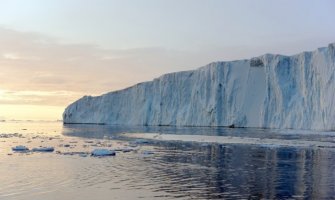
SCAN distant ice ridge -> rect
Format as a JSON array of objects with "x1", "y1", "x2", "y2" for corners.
[{"x1": 63, "y1": 43, "x2": 335, "y2": 130}]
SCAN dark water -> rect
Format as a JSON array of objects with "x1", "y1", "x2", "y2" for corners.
[{"x1": 62, "y1": 124, "x2": 335, "y2": 200}]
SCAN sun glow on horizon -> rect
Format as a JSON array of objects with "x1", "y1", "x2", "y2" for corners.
[
  {"x1": 0, "y1": 104, "x2": 64, "y2": 121},
  {"x1": 0, "y1": 1, "x2": 334, "y2": 121},
  {"x1": 0, "y1": 88, "x2": 84, "y2": 120}
]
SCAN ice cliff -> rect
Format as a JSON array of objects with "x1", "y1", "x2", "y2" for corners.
[{"x1": 63, "y1": 43, "x2": 335, "y2": 130}]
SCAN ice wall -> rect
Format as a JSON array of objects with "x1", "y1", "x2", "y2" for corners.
[{"x1": 63, "y1": 43, "x2": 335, "y2": 130}]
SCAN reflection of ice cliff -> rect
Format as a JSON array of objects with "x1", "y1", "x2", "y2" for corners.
[{"x1": 63, "y1": 43, "x2": 335, "y2": 130}]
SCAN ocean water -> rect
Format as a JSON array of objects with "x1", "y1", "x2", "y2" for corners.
[{"x1": 0, "y1": 121, "x2": 335, "y2": 200}]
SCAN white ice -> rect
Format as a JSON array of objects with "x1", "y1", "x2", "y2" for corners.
[
  {"x1": 12, "y1": 145, "x2": 29, "y2": 151},
  {"x1": 63, "y1": 43, "x2": 335, "y2": 130},
  {"x1": 91, "y1": 149, "x2": 116, "y2": 156},
  {"x1": 32, "y1": 147, "x2": 55, "y2": 152}
]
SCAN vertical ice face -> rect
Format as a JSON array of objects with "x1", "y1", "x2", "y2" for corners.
[{"x1": 63, "y1": 43, "x2": 335, "y2": 130}]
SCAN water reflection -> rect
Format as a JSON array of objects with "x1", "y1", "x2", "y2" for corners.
[
  {"x1": 62, "y1": 123, "x2": 335, "y2": 141},
  {"x1": 62, "y1": 124, "x2": 335, "y2": 199},
  {"x1": 151, "y1": 143, "x2": 335, "y2": 199}
]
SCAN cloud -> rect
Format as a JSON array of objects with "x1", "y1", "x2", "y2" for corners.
[
  {"x1": 0, "y1": 89, "x2": 82, "y2": 106},
  {"x1": 0, "y1": 27, "x2": 229, "y2": 107},
  {"x1": 0, "y1": 27, "x2": 331, "y2": 109}
]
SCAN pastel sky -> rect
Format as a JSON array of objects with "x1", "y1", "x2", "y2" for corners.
[{"x1": 0, "y1": 0, "x2": 334, "y2": 120}]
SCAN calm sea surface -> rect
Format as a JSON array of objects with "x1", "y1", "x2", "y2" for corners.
[{"x1": 0, "y1": 121, "x2": 335, "y2": 200}]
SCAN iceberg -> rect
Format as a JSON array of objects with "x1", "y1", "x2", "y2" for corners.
[{"x1": 63, "y1": 43, "x2": 335, "y2": 130}]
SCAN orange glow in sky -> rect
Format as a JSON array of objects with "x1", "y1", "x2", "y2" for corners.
[
  {"x1": 0, "y1": 104, "x2": 63, "y2": 121},
  {"x1": 0, "y1": 1, "x2": 334, "y2": 120}
]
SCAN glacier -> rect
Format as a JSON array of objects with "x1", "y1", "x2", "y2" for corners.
[{"x1": 63, "y1": 43, "x2": 335, "y2": 130}]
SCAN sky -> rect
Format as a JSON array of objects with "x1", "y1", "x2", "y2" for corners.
[{"x1": 0, "y1": 0, "x2": 334, "y2": 120}]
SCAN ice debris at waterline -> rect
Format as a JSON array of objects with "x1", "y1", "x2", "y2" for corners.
[
  {"x1": 91, "y1": 149, "x2": 116, "y2": 157},
  {"x1": 12, "y1": 145, "x2": 29, "y2": 151},
  {"x1": 32, "y1": 147, "x2": 55, "y2": 152},
  {"x1": 63, "y1": 43, "x2": 335, "y2": 130},
  {"x1": 124, "y1": 133, "x2": 335, "y2": 149}
]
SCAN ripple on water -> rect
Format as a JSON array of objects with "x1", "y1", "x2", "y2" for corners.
[
  {"x1": 1, "y1": 123, "x2": 335, "y2": 199},
  {"x1": 0, "y1": 155, "x2": 74, "y2": 199}
]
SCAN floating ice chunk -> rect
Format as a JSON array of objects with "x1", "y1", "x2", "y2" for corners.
[
  {"x1": 200, "y1": 143, "x2": 210, "y2": 147},
  {"x1": 12, "y1": 145, "x2": 29, "y2": 151},
  {"x1": 32, "y1": 147, "x2": 55, "y2": 152},
  {"x1": 259, "y1": 144, "x2": 282, "y2": 149},
  {"x1": 114, "y1": 147, "x2": 135, "y2": 153},
  {"x1": 56, "y1": 151, "x2": 89, "y2": 156},
  {"x1": 91, "y1": 149, "x2": 116, "y2": 157},
  {"x1": 122, "y1": 147, "x2": 134, "y2": 153},
  {"x1": 114, "y1": 145, "x2": 140, "y2": 153},
  {"x1": 134, "y1": 139, "x2": 149, "y2": 144},
  {"x1": 129, "y1": 142, "x2": 138, "y2": 148},
  {"x1": 142, "y1": 150, "x2": 154, "y2": 155},
  {"x1": 128, "y1": 139, "x2": 149, "y2": 147}
]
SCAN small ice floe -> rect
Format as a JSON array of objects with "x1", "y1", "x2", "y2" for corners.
[
  {"x1": 128, "y1": 139, "x2": 149, "y2": 147},
  {"x1": 57, "y1": 151, "x2": 89, "y2": 156},
  {"x1": 259, "y1": 144, "x2": 282, "y2": 149},
  {"x1": 122, "y1": 147, "x2": 134, "y2": 153},
  {"x1": 12, "y1": 145, "x2": 29, "y2": 151},
  {"x1": 142, "y1": 150, "x2": 154, "y2": 155},
  {"x1": 114, "y1": 147, "x2": 136, "y2": 153},
  {"x1": 79, "y1": 153, "x2": 88, "y2": 157},
  {"x1": 91, "y1": 149, "x2": 116, "y2": 157},
  {"x1": 129, "y1": 142, "x2": 138, "y2": 148},
  {"x1": 0, "y1": 133, "x2": 23, "y2": 138},
  {"x1": 103, "y1": 135, "x2": 111, "y2": 140},
  {"x1": 134, "y1": 139, "x2": 149, "y2": 144},
  {"x1": 32, "y1": 147, "x2": 55, "y2": 152},
  {"x1": 200, "y1": 143, "x2": 211, "y2": 147}
]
